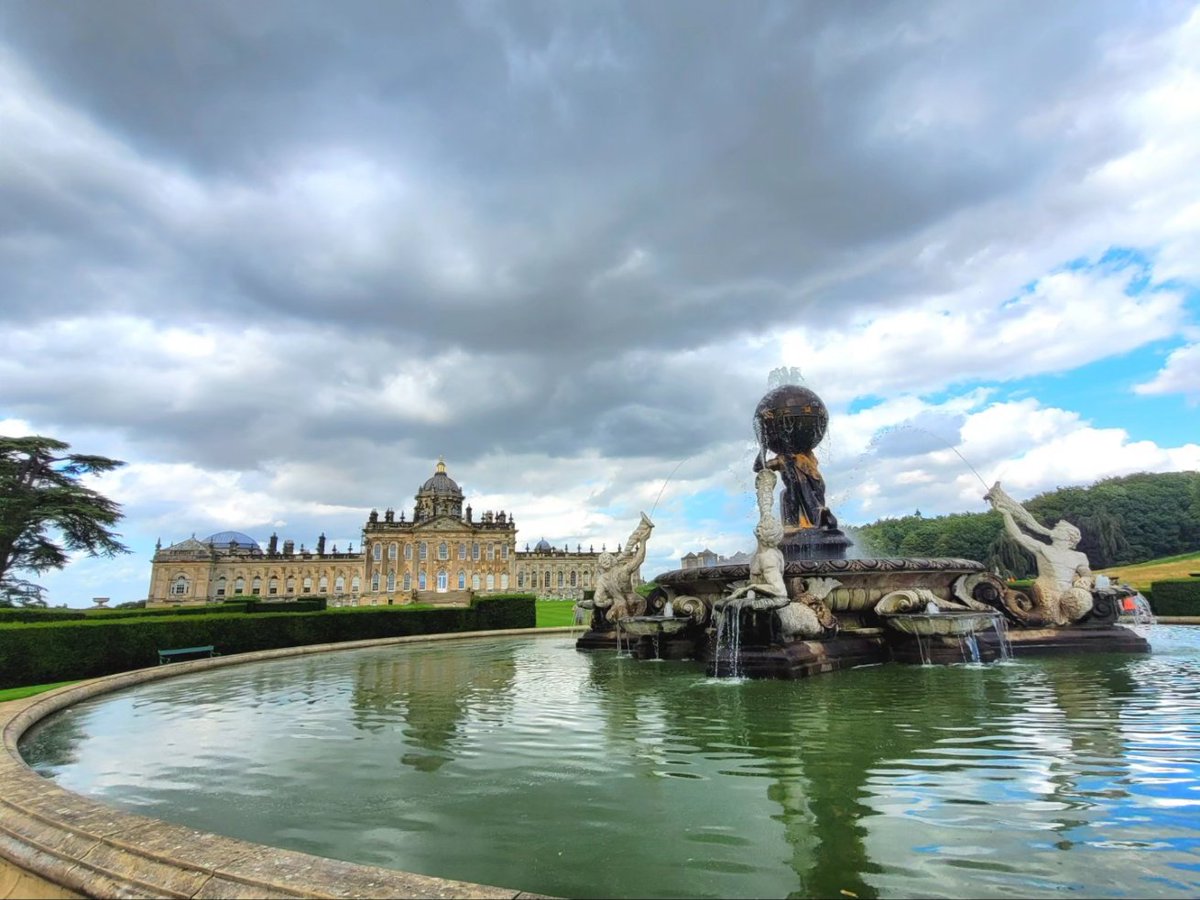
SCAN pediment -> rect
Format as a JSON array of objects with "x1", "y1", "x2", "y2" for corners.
[{"x1": 414, "y1": 517, "x2": 469, "y2": 532}]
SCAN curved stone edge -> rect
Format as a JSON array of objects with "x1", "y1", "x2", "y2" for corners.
[{"x1": 1, "y1": 627, "x2": 576, "y2": 899}]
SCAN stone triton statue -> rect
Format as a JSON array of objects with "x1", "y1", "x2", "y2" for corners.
[
  {"x1": 718, "y1": 467, "x2": 829, "y2": 639},
  {"x1": 591, "y1": 513, "x2": 654, "y2": 624},
  {"x1": 984, "y1": 481, "x2": 1094, "y2": 625}
]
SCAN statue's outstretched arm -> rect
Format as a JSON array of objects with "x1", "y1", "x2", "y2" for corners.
[
  {"x1": 985, "y1": 482, "x2": 1053, "y2": 537},
  {"x1": 997, "y1": 507, "x2": 1043, "y2": 554}
]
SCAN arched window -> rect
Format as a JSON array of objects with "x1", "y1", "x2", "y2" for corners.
[
  {"x1": 570, "y1": 570, "x2": 577, "y2": 587},
  {"x1": 335, "y1": 575, "x2": 345, "y2": 593},
  {"x1": 251, "y1": 576, "x2": 262, "y2": 595},
  {"x1": 215, "y1": 576, "x2": 227, "y2": 597},
  {"x1": 387, "y1": 571, "x2": 395, "y2": 591},
  {"x1": 351, "y1": 575, "x2": 361, "y2": 593},
  {"x1": 234, "y1": 576, "x2": 245, "y2": 595},
  {"x1": 486, "y1": 573, "x2": 495, "y2": 590},
  {"x1": 517, "y1": 571, "x2": 524, "y2": 588},
  {"x1": 388, "y1": 543, "x2": 397, "y2": 560},
  {"x1": 373, "y1": 544, "x2": 382, "y2": 561},
  {"x1": 268, "y1": 577, "x2": 278, "y2": 595},
  {"x1": 171, "y1": 575, "x2": 190, "y2": 596},
  {"x1": 371, "y1": 573, "x2": 380, "y2": 591},
  {"x1": 543, "y1": 572, "x2": 550, "y2": 589},
  {"x1": 472, "y1": 574, "x2": 481, "y2": 590},
  {"x1": 437, "y1": 570, "x2": 448, "y2": 591},
  {"x1": 318, "y1": 575, "x2": 328, "y2": 592},
  {"x1": 438, "y1": 542, "x2": 448, "y2": 560},
  {"x1": 501, "y1": 573, "x2": 509, "y2": 589},
  {"x1": 419, "y1": 542, "x2": 428, "y2": 560},
  {"x1": 404, "y1": 543, "x2": 412, "y2": 560},
  {"x1": 302, "y1": 576, "x2": 313, "y2": 593},
  {"x1": 286, "y1": 576, "x2": 296, "y2": 593},
  {"x1": 403, "y1": 572, "x2": 412, "y2": 591},
  {"x1": 419, "y1": 571, "x2": 427, "y2": 590},
  {"x1": 458, "y1": 542, "x2": 466, "y2": 560},
  {"x1": 472, "y1": 542, "x2": 480, "y2": 560},
  {"x1": 557, "y1": 571, "x2": 564, "y2": 587},
  {"x1": 458, "y1": 570, "x2": 466, "y2": 589}
]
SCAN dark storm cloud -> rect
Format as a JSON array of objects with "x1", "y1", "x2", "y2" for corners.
[{"x1": 0, "y1": 0, "x2": 1191, "y2": 474}]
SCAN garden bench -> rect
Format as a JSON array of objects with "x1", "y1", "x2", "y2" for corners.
[{"x1": 157, "y1": 645, "x2": 218, "y2": 664}]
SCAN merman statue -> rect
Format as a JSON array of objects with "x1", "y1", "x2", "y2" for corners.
[
  {"x1": 591, "y1": 513, "x2": 654, "y2": 624},
  {"x1": 984, "y1": 481, "x2": 1093, "y2": 625}
]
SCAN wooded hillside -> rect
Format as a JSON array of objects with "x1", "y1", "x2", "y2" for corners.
[{"x1": 850, "y1": 471, "x2": 1200, "y2": 577}]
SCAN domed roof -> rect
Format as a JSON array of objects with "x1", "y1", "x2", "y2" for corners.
[
  {"x1": 419, "y1": 459, "x2": 463, "y2": 496},
  {"x1": 534, "y1": 538, "x2": 553, "y2": 552},
  {"x1": 203, "y1": 530, "x2": 260, "y2": 550}
]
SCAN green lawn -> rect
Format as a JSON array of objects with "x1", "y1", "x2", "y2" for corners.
[
  {"x1": 1100, "y1": 550, "x2": 1200, "y2": 592},
  {"x1": 536, "y1": 599, "x2": 583, "y2": 627},
  {"x1": 0, "y1": 680, "x2": 78, "y2": 704}
]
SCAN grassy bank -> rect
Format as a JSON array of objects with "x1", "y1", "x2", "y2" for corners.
[
  {"x1": 536, "y1": 599, "x2": 583, "y2": 628},
  {"x1": 1099, "y1": 551, "x2": 1200, "y2": 592},
  {"x1": 0, "y1": 680, "x2": 79, "y2": 703}
]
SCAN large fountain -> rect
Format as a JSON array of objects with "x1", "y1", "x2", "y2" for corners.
[
  {"x1": 3, "y1": 384, "x2": 1188, "y2": 900},
  {"x1": 577, "y1": 384, "x2": 1149, "y2": 675}
]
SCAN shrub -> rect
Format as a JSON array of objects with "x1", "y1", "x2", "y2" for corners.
[
  {"x1": 84, "y1": 602, "x2": 252, "y2": 620},
  {"x1": 243, "y1": 598, "x2": 327, "y2": 613},
  {"x1": 1147, "y1": 579, "x2": 1200, "y2": 616},
  {"x1": 471, "y1": 593, "x2": 536, "y2": 630},
  {"x1": 0, "y1": 595, "x2": 533, "y2": 688},
  {"x1": 0, "y1": 608, "x2": 87, "y2": 624}
]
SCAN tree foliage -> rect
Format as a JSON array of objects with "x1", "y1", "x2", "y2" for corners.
[
  {"x1": 854, "y1": 471, "x2": 1200, "y2": 574},
  {"x1": 0, "y1": 436, "x2": 129, "y2": 606}
]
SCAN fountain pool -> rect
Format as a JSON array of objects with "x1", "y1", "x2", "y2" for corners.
[{"x1": 19, "y1": 628, "x2": 1200, "y2": 899}]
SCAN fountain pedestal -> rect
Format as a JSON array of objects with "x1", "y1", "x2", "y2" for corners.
[{"x1": 779, "y1": 527, "x2": 853, "y2": 561}]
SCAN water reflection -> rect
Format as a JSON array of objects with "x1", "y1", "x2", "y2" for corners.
[
  {"x1": 350, "y1": 646, "x2": 517, "y2": 771},
  {"x1": 20, "y1": 632, "x2": 1200, "y2": 899}
]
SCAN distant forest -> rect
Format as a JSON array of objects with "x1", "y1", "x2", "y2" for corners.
[{"x1": 850, "y1": 471, "x2": 1200, "y2": 577}]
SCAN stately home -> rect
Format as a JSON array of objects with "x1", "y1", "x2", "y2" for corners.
[{"x1": 147, "y1": 460, "x2": 606, "y2": 607}]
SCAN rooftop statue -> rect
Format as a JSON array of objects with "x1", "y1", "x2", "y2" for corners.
[{"x1": 984, "y1": 481, "x2": 1094, "y2": 625}]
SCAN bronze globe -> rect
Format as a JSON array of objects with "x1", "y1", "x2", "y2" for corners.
[{"x1": 754, "y1": 385, "x2": 829, "y2": 455}]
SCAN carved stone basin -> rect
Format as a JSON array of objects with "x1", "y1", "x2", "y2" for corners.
[
  {"x1": 880, "y1": 610, "x2": 1002, "y2": 638},
  {"x1": 619, "y1": 616, "x2": 692, "y2": 637}
]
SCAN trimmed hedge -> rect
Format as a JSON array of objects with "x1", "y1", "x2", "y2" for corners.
[
  {"x1": 1147, "y1": 579, "x2": 1200, "y2": 616},
  {"x1": 243, "y1": 598, "x2": 326, "y2": 613},
  {"x1": 0, "y1": 608, "x2": 88, "y2": 624},
  {"x1": 0, "y1": 596, "x2": 535, "y2": 689}
]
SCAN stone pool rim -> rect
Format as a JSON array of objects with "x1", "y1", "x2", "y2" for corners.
[{"x1": 1, "y1": 626, "x2": 577, "y2": 899}]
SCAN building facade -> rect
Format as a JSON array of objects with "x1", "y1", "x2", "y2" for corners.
[{"x1": 147, "y1": 461, "x2": 603, "y2": 607}]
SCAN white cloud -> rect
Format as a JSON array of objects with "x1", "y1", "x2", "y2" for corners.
[{"x1": 1134, "y1": 342, "x2": 1200, "y2": 402}]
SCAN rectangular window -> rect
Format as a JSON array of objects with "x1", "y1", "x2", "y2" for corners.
[
  {"x1": 373, "y1": 544, "x2": 382, "y2": 561},
  {"x1": 472, "y1": 542, "x2": 480, "y2": 561},
  {"x1": 419, "y1": 542, "x2": 428, "y2": 560},
  {"x1": 404, "y1": 544, "x2": 412, "y2": 560}
]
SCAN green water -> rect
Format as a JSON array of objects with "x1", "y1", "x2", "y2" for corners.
[{"x1": 20, "y1": 629, "x2": 1200, "y2": 899}]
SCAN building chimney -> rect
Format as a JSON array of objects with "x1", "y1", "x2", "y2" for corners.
[
  {"x1": 283, "y1": 539, "x2": 295, "y2": 555},
  {"x1": 317, "y1": 533, "x2": 326, "y2": 556}
]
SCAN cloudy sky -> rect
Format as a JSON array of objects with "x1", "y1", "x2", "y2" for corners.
[{"x1": 2, "y1": 1, "x2": 1198, "y2": 605}]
